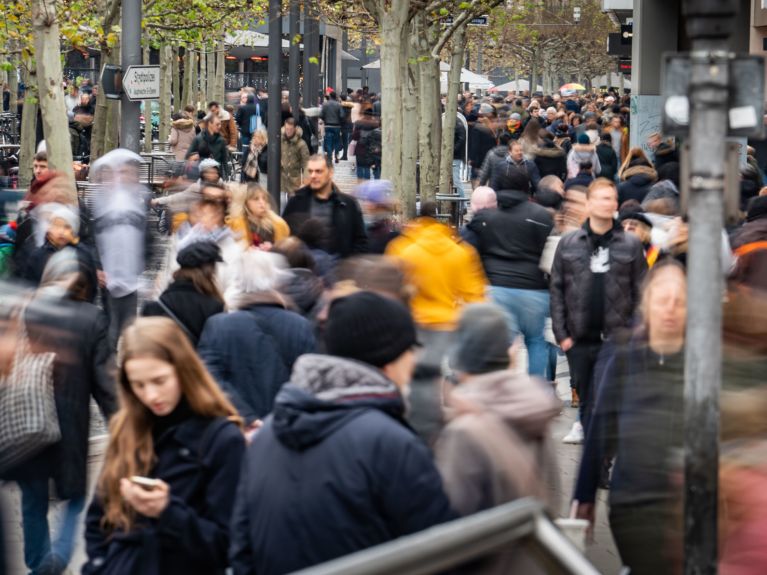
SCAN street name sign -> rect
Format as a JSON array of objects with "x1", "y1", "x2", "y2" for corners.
[{"x1": 123, "y1": 65, "x2": 161, "y2": 101}]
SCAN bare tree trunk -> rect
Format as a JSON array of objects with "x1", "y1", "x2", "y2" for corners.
[
  {"x1": 8, "y1": 48, "x2": 19, "y2": 114},
  {"x1": 91, "y1": 43, "x2": 118, "y2": 162},
  {"x1": 191, "y1": 47, "x2": 199, "y2": 109},
  {"x1": 32, "y1": 0, "x2": 75, "y2": 188},
  {"x1": 415, "y1": 14, "x2": 441, "y2": 203},
  {"x1": 18, "y1": 60, "x2": 37, "y2": 188},
  {"x1": 206, "y1": 49, "x2": 216, "y2": 105},
  {"x1": 439, "y1": 25, "x2": 466, "y2": 196},
  {"x1": 159, "y1": 44, "x2": 172, "y2": 143},
  {"x1": 172, "y1": 44, "x2": 181, "y2": 112},
  {"x1": 184, "y1": 45, "x2": 194, "y2": 108},
  {"x1": 400, "y1": 24, "x2": 418, "y2": 220},
  {"x1": 215, "y1": 39, "x2": 225, "y2": 103},
  {"x1": 378, "y1": 0, "x2": 410, "y2": 203},
  {"x1": 199, "y1": 46, "x2": 208, "y2": 109},
  {"x1": 143, "y1": 44, "x2": 153, "y2": 153},
  {"x1": 105, "y1": 87, "x2": 120, "y2": 152}
]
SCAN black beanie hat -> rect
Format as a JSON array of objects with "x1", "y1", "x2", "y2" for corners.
[
  {"x1": 449, "y1": 303, "x2": 517, "y2": 375},
  {"x1": 176, "y1": 240, "x2": 223, "y2": 268},
  {"x1": 325, "y1": 291, "x2": 418, "y2": 368},
  {"x1": 747, "y1": 195, "x2": 767, "y2": 222}
]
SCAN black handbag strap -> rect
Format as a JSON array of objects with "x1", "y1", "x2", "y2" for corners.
[{"x1": 155, "y1": 296, "x2": 197, "y2": 345}]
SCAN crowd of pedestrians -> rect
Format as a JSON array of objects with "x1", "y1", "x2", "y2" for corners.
[{"x1": 0, "y1": 81, "x2": 766, "y2": 575}]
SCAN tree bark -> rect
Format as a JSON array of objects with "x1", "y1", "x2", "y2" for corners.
[
  {"x1": 206, "y1": 49, "x2": 216, "y2": 105},
  {"x1": 32, "y1": 0, "x2": 75, "y2": 188},
  {"x1": 215, "y1": 39, "x2": 225, "y2": 104},
  {"x1": 183, "y1": 45, "x2": 193, "y2": 108},
  {"x1": 439, "y1": 24, "x2": 466, "y2": 196},
  {"x1": 400, "y1": 23, "x2": 418, "y2": 220},
  {"x1": 159, "y1": 44, "x2": 171, "y2": 143},
  {"x1": 172, "y1": 44, "x2": 181, "y2": 112},
  {"x1": 18, "y1": 60, "x2": 37, "y2": 188},
  {"x1": 415, "y1": 14, "x2": 441, "y2": 203},
  {"x1": 7, "y1": 48, "x2": 19, "y2": 114},
  {"x1": 199, "y1": 45, "x2": 207, "y2": 109},
  {"x1": 377, "y1": 0, "x2": 410, "y2": 205}
]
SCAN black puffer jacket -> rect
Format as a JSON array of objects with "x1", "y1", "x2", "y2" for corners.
[
  {"x1": 534, "y1": 142, "x2": 567, "y2": 181},
  {"x1": 550, "y1": 223, "x2": 647, "y2": 343},
  {"x1": 467, "y1": 189, "x2": 553, "y2": 290}
]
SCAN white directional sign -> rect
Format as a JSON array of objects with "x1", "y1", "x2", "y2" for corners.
[{"x1": 123, "y1": 65, "x2": 161, "y2": 101}]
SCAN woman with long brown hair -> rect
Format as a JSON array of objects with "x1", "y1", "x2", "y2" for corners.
[
  {"x1": 82, "y1": 317, "x2": 245, "y2": 575},
  {"x1": 228, "y1": 183, "x2": 290, "y2": 250}
]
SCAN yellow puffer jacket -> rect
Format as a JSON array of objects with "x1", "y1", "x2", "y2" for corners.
[{"x1": 386, "y1": 218, "x2": 487, "y2": 329}]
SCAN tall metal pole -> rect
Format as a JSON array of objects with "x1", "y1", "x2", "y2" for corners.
[
  {"x1": 267, "y1": 0, "x2": 282, "y2": 209},
  {"x1": 120, "y1": 0, "x2": 141, "y2": 152},
  {"x1": 682, "y1": 0, "x2": 736, "y2": 572},
  {"x1": 360, "y1": 37, "x2": 368, "y2": 88},
  {"x1": 288, "y1": 0, "x2": 300, "y2": 115}
]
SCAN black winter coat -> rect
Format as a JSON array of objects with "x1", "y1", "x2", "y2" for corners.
[
  {"x1": 21, "y1": 240, "x2": 99, "y2": 303},
  {"x1": 141, "y1": 279, "x2": 225, "y2": 345},
  {"x1": 4, "y1": 296, "x2": 117, "y2": 499},
  {"x1": 229, "y1": 355, "x2": 456, "y2": 575},
  {"x1": 197, "y1": 300, "x2": 316, "y2": 423},
  {"x1": 596, "y1": 143, "x2": 619, "y2": 181},
  {"x1": 468, "y1": 189, "x2": 554, "y2": 290},
  {"x1": 282, "y1": 185, "x2": 368, "y2": 258},
  {"x1": 235, "y1": 103, "x2": 259, "y2": 138},
  {"x1": 550, "y1": 223, "x2": 647, "y2": 344},
  {"x1": 186, "y1": 130, "x2": 229, "y2": 175},
  {"x1": 534, "y1": 144, "x2": 568, "y2": 181},
  {"x1": 468, "y1": 123, "x2": 497, "y2": 171},
  {"x1": 618, "y1": 166, "x2": 658, "y2": 205},
  {"x1": 479, "y1": 147, "x2": 541, "y2": 192},
  {"x1": 83, "y1": 413, "x2": 245, "y2": 575}
]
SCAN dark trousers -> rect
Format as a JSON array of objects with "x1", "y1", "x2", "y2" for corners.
[
  {"x1": 106, "y1": 291, "x2": 138, "y2": 351},
  {"x1": 239, "y1": 135, "x2": 251, "y2": 183},
  {"x1": 565, "y1": 340, "x2": 602, "y2": 433},
  {"x1": 323, "y1": 127, "x2": 341, "y2": 162},
  {"x1": 609, "y1": 501, "x2": 680, "y2": 575},
  {"x1": 340, "y1": 124, "x2": 352, "y2": 159}
]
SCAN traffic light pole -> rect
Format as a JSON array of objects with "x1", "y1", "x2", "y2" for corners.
[
  {"x1": 120, "y1": 0, "x2": 141, "y2": 152},
  {"x1": 682, "y1": 0, "x2": 736, "y2": 572}
]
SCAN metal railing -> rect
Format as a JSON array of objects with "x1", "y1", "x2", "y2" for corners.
[{"x1": 292, "y1": 498, "x2": 600, "y2": 575}]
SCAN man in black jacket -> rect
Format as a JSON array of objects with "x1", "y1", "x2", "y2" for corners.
[
  {"x1": 282, "y1": 155, "x2": 367, "y2": 258},
  {"x1": 186, "y1": 114, "x2": 229, "y2": 179},
  {"x1": 550, "y1": 178, "x2": 647, "y2": 441},
  {"x1": 467, "y1": 168, "x2": 553, "y2": 377}
]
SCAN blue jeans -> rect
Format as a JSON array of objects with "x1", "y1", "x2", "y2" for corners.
[
  {"x1": 18, "y1": 477, "x2": 85, "y2": 574},
  {"x1": 323, "y1": 126, "x2": 341, "y2": 161},
  {"x1": 356, "y1": 165, "x2": 381, "y2": 180},
  {"x1": 489, "y1": 286, "x2": 550, "y2": 377},
  {"x1": 240, "y1": 135, "x2": 251, "y2": 183}
]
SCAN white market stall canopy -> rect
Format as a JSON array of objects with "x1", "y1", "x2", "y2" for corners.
[
  {"x1": 363, "y1": 59, "x2": 493, "y2": 90},
  {"x1": 225, "y1": 30, "x2": 292, "y2": 49},
  {"x1": 362, "y1": 59, "x2": 451, "y2": 72},
  {"x1": 490, "y1": 79, "x2": 544, "y2": 93},
  {"x1": 591, "y1": 73, "x2": 632, "y2": 89}
]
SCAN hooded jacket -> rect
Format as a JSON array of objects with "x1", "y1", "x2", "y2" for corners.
[
  {"x1": 534, "y1": 142, "x2": 567, "y2": 181},
  {"x1": 186, "y1": 129, "x2": 229, "y2": 176},
  {"x1": 385, "y1": 218, "x2": 487, "y2": 329},
  {"x1": 229, "y1": 354, "x2": 455, "y2": 575},
  {"x1": 566, "y1": 143, "x2": 601, "y2": 179},
  {"x1": 280, "y1": 126, "x2": 310, "y2": 196},
  {"x1": 618, "y1": 164, "x2": 658, "y2": 205},
  {"x1": 596, "y1": 142, "x2": 619, "y2": 181},
  {"x1": 169, "y1": 118, "x2": 195, "y2": 160},
  {"x1": 437, "y1": 369, "x2": 561, "y2": 518},
  {"x1": 467, "y1": 189, "x2": 554, "y2": 290}
]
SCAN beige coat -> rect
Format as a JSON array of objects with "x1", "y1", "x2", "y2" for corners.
[
  {"x1": 436, "y1": 370, "x2": 561, "y2": 574},
  {"x1": 169, "y1": 118, "x2": 196, "y2": 160}
]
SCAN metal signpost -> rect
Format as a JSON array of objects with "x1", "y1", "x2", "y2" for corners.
[
  {"x1": 123, "y1": 65, "x2": 161, "y2": 101},
  {"x1": 267, "y1": 0, "x2": 282, "y2": 209},
  {"x1": 120, "y1": 0, "x2": 142, "y2": 153},
  {"x1": 661, "y1": 0, "x2": 764, "y2": 572}
]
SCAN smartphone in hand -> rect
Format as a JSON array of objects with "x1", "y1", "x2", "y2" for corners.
[{"x1": 129, "y1": 476, "x2": 162, "y2": 491}]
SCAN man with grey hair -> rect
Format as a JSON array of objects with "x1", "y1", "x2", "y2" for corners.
[
  {"x1": 461, "y1": 186, "x2": 497, "y2": 250},
  {"x1": 198, "y1": 250, "x2": 316, "y2": 424}
]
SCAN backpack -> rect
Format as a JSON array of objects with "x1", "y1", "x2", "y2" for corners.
[{"x1": 360, "y1": 128, "x2": 382, "y2": 163}]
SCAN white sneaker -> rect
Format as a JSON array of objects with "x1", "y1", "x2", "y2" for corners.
[{"x1": 563, "y1": 421, "x2": 584, "y2": 444}]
